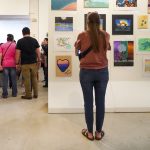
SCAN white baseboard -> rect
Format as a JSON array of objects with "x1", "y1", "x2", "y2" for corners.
[{"x1": 48, "y1": 107, "x2": 150, "y2": 114}]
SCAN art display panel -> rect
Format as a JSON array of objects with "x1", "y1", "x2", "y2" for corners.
[
  {"x1": 56, "y1": 56, "x2": 72, "y2": 77},
  {"x1": 112, "y1": 15, "x2": 133, "y2": 35},
  {"x1": 55, "y1": 17, "x2": 73, "y2": 31},
  {"x1": 84, "y1": 14, "x2": 106, "y2": 31},
  {"x1": 138, "y1": 15, "x2": 148, "y2": 29},
  {"x1": 51, "y1": 0, "x2": 77, "y2": 11},
  {"x1": 114, "y1": 41, "x2": 134, "y2": 66},
  {"x1": 84, "y1": 0, "x2": 109, "y2": 8}
]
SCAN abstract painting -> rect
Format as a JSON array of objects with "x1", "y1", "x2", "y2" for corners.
[
  {"x1": 55, "y1": 17, "x2": 73, "y2": 31},
  {"x1": 84, "y1": 0, "x2": 109, "y2": 8},
  {"x1": 112, "y1": 15, "x2": 133, "y2": 35},
  {"x1": 54, "y1": 35, "x2": 73, "y2": 51},
  {"x1": 143, "y1": 57, "x2": 150, "y2": 76},
  {"x1": 116, "y1": 0, "x2": 137, "y2": 7},
  {"x1": 148, "y1": 0, "x2": 150, "y2": 13},
  {"x1": 51, "y1": 0, "x2": 77, "y2": 10},
  {"x1": 84, "y1": 14, "x2": 106, "y2": 31},
  {"x1": 138, "y1": 38, "x2": 150, "y2": 52},
  {"x1": 114, "y1": 41, "x2": 134, "y2": 66},
  {"x1": 56, "y1": 56, "x2": 72, "y2": 77},
  {"x1": 138, "y1": 15, "x2": 148, "y2": 29}
]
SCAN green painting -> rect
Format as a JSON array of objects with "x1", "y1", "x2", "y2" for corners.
[
  {"x1": 138, "y1": 38, "x2": 150, "y2": 52},
  {"x1": 84, "y1": 0, "x2": 109, "y2": 8}
]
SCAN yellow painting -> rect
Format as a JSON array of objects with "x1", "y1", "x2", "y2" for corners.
[
  {"x1": 138, "y1": 15, "x2": 148, "y2": 29},
  {"x1": 56, "y1": 56, "x2": 72, "y2": 77}
]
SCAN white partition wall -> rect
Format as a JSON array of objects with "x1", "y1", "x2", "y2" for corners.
[{"x1": 48, "y1": 0, "x2": 150, "y2": 113}]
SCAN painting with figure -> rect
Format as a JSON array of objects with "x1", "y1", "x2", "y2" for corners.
[
  {"x1": 116, "y1": 0, "x2": 137, "y2": 7},
  {"x1": 143, "y1": 57, "x2": 150, "y2": 76},
  {"x1": 114, "y1": 41, "x2": 134, "y2": 66},
  {"x1": 138, "y1": 38, "x2": 150, "y2": 52},
  {"x1": 56, "y1": 56, "x2": 72, "y2": 77},
  {"x1": 84, "y1": 14, "x2": 106, "y2": 31},
  {"x1": 84, "y1": 0, "x2": 109, "y2": 8},
  {"x1": 138, "y1": 15, "x2": 148, "y2": 29},
  {"x1": 54, "y1": 35, "x2": 73, "y2": 51},
  {"x1": 112, "y1": 15, "x2": 133, "y2": 35},
  {"x1": 55, "y1": 17, "x2": 73, "y2": 31},
  {"x1": 51, "y1": 0, "x2": 77, "y2": 10}
]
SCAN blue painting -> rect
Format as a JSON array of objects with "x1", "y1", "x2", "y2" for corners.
[
  {"x1": 55, "y1": 17, "x2": 73, "y2": 31},
  {"x1": 112, "y1": 15, "x2": 133, "y2": 35},
  {"x1": 116, "y1": 0, "x2": 137, "y2": 7}
]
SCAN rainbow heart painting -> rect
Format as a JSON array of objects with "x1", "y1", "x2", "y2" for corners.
[{"x1": 56, "y1": 56, "x2": 72, "y2": 77}]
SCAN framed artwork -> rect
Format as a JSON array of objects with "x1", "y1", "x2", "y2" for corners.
[
  {"x1": 54, "y1": 35, "x2": 73, "y2": 51},
  {"x1": 56, "y1": 56, "x2": 72, "y2": 77},
  {"x1": 84, "y1": 14, "x2": 106, "y2": 31},
  {"x1": 143, "y1": 57, "x2": 150, "y2": 76},
  {"x1": 55, "y1": 17, "x2": 73, "y2": 31},
  {"x1": 114, "y1": 41, "x2": 134, "y2": 66},
  {"x1": 114, "y1": 0, "x2": 137, "y2": 10},
  {"x1": 148, "y1": 0, "x2": 150, "y2": 14},
  {"x1": 138, "y1": 15, "x2": 148, "y2": 29},
  {"x1": 84, "y1": 0, "x2": 109, "y2": 8},
  {"x1": 112, "y1": 15, "x2": 133, "y2": 35},
  {"x1": 116, "y1": 0, "x2": 137, "y2": 7},
  {"x1": 51, "y1": 0, "x2": 77, "y2": 11},
  {"x1": 138, "y1": 38, "x2": 150, "y2": 53}
]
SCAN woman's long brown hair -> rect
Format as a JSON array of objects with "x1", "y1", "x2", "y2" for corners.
[{"x1": 87, "y1": 12, "x2": 107, "y2": 52}]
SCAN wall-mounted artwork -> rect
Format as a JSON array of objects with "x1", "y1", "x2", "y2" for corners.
[
  {"x1": 138, "y1": 38, "x2": 150, "y2": 53},
  {"x1": 84, "y1": 0, "x2": 109, "y2": 8},
  {"x1": 56, "y1": 56, "x2": 72, "y2": 77},
  {"x1": 116, "y1": 0, "x2": 137, "y2": 7},
  {"x1": 114, "y1": 41, "x2": 134, "y2": 66},
  {"x1": 51, "y1": 0, "x2": 77, "y2": 11},
  {"x1": 114, "y1": 0, "x2": 137, "y2": 10},
  {"x1": 148, "y1": 0, "x2": 150, "y2": 13},
  {"x1": 138, "y1": 15, "x2": 148, "y2": 29},
  {"x1": 143, "y1": 57, "x2": 150, "y2": 76},
  {"x1": 55, "y1": 17, "x2": 73, "y2": 31},
  {"x1": 54, "y1": 35, "x2": 73, "y2": 51},
  {"x1": 112, "y1": 15, "x2": 133, "y2": 35},
  {"x1": 84, "y1": 14, "x2": 106, "y2": 31}
]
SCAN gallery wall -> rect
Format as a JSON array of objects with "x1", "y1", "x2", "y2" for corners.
[
  {"x1": 48, "y1": 0, "x2": 150, "y2": 113},
  {"x1": 0, "y1": 0, "x2": 29, "y2": 15}
]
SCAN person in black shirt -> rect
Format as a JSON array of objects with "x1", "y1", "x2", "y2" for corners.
[{"x1": 16, "y1": 27, "x2": 41, "y2": 99}]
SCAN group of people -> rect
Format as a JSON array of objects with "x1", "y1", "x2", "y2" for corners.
[
  {"x1": 0, "y1": 27, "x2": 48, "y2": 99},
  {"x1": 0, "y1": 11, "x2": 110, "y2": 142}
]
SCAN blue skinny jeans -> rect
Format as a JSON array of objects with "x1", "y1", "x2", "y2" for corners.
[
  {"x1": 2, "y1": 67, "x2": 17, "y2": 97},
  {"x1": 80, "y1": 67, "x2": 109, "y2": 133}
]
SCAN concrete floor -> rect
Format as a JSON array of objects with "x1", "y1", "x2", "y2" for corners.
[{"x1": 0, "y1": 82, "x2": 150, "y2": 150}]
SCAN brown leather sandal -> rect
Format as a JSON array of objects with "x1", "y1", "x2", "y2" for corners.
[
  {"x1": 95, "y1": 130, "x2": 105, "y2": 140},
  {"x1": 82, "y1": 129, "x2": 94, "y2": 141}
]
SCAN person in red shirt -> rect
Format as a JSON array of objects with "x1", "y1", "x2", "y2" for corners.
[{"x1": 74, "y1": 12, "x2": 111, "y2": 141}]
